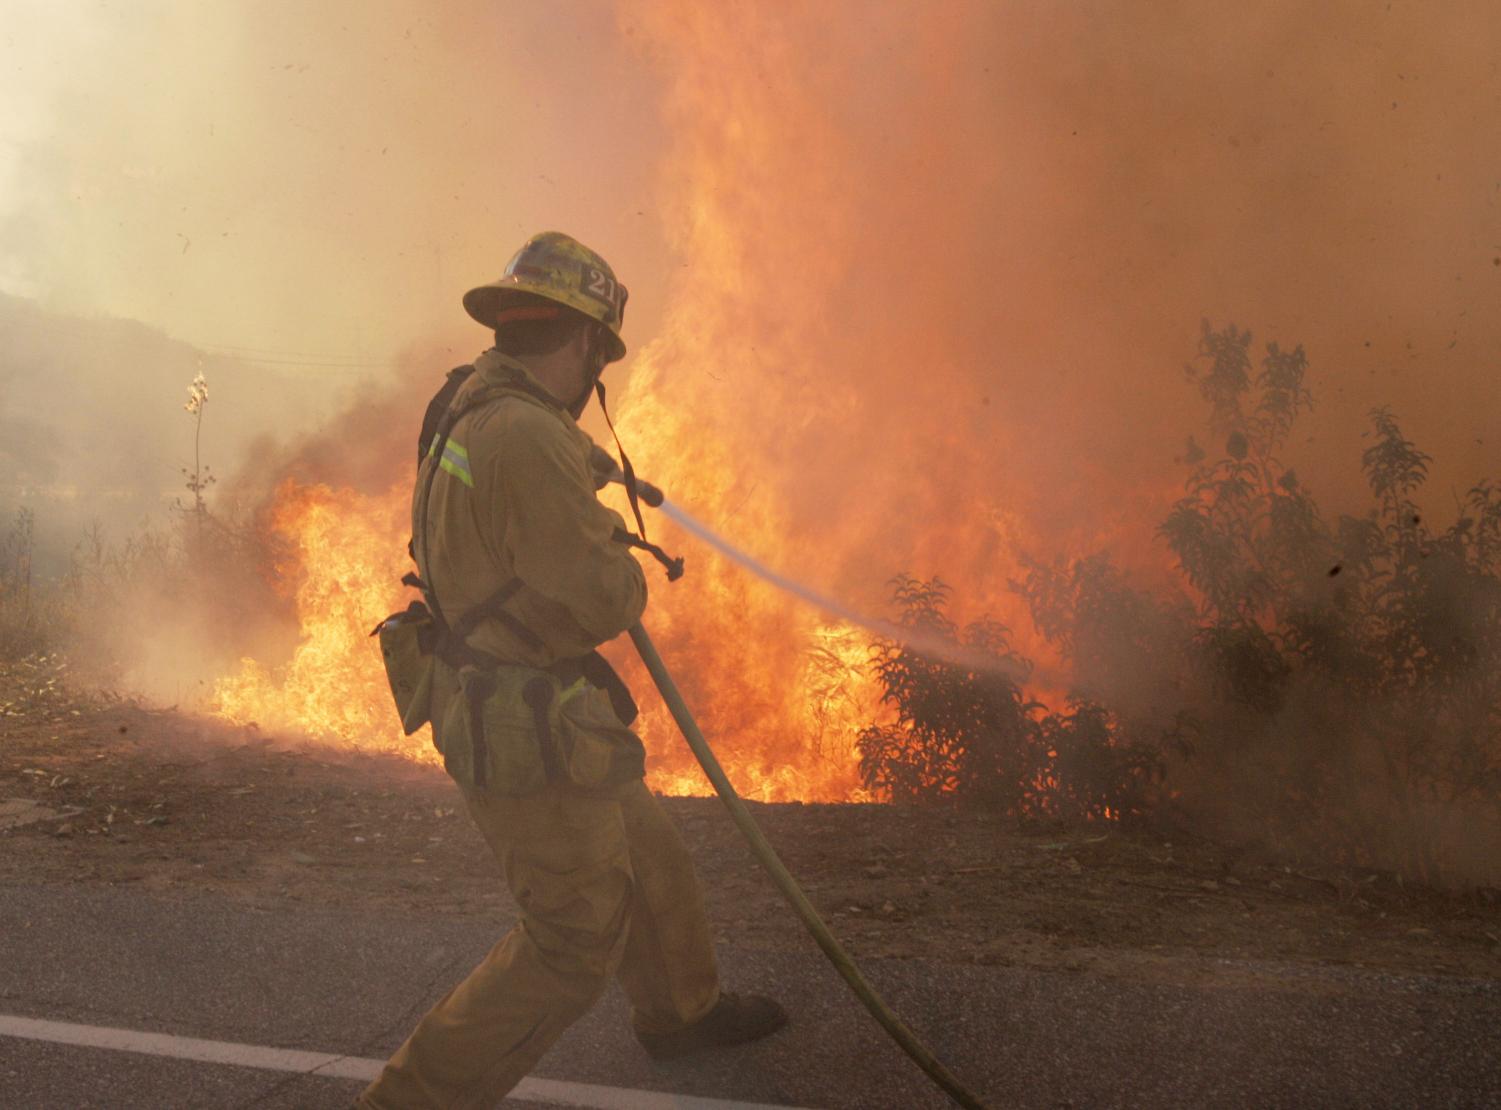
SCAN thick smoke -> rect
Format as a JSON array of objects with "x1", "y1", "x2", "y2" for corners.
[
  {"x1": 617, "y1": 0, "x2": 1501, "y2": 599},
  {"x1": 0, "y1": 1, "x2": 674, "y2": 366}
]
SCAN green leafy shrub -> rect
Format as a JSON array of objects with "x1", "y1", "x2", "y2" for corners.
[
  {"x1": 857, "y1": 576, "x2": 1045, "y2": 812},
  {"x1": 857, "y1": 576, "x2": 1163, "y2": 820}
]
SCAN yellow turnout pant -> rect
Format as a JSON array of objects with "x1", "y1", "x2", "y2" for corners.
[{"x1": 358, "y1": 779, "x2": 721, "y2": 1109}]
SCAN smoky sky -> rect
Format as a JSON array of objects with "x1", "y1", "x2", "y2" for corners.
[
  {"x1": 0, "y1": 1, "x2": 672, "y2": 365},
  {"x1": 4, "y1": 1, "x2": 1495, "y2": 535}
]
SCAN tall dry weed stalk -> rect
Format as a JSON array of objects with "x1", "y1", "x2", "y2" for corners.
[
  {"x1": 0, "y1": 509, "x2": 42, "y2": 656},
  {"x1": 180, "y1": 371, "x2": 215, "y2": 536},
  {"x1": 0, "y1": 369, "x2": 290, "y2": 695}
]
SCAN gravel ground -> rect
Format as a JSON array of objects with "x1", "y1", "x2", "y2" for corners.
[{"x1": 2, "y1": 651, "x2": 1499, "y2": 991}]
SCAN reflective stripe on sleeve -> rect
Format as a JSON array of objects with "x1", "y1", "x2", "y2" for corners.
[{"x1": 429, "y1": 438, "x2": 474, "y2": 487}]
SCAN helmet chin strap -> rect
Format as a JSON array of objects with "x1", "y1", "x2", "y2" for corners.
[
  {"x1": 567, "y1": 326, "x2": 609, "y2": 418},
  {"x1": 567, "y1": 383, "x2": 594, "y2": 420}
]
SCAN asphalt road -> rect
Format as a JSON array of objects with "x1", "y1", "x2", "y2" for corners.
[{"x1": 0, "y1": 880, "x2": 1496, "y2": 1109}]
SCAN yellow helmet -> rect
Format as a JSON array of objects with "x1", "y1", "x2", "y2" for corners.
[{"x1": 462, "y1": 231, "x2": 629, "y2": 363}]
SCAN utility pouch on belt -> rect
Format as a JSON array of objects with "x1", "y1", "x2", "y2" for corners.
[
  {"x1": 435, "y1": 664, "x2": 645, "y2": 797},
  {"x1": 372, "y1": 602, "x2": 438, "y2": 736}
]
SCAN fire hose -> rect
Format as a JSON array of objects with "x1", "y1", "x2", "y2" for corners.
[
  {"x1": 628, "y1": 622, "x2": 990, "y2": 1109},
  {"x1": 594, "y1": 454, "x2": 990, "y2": 1106}
]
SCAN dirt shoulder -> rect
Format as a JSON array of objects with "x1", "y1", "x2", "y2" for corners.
[{"x1": 2, "y1": 655, "x2": 1498, "y2": 985}]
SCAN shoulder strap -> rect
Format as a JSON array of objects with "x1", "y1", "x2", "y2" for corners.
[
  {"x1": 417, "y1": 365, "x2": 476, "y2": 463},
  {"x1": 416, "y1": 360, "x2": 562, "y2": 465}
]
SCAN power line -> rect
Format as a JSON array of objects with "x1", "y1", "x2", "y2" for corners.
[
  {"x1": 203, "y1": 353, "x2": 391, "y2": 372},
  {"x1": 8, "y1": 314, "x2": 395, "y2": 372},
  {"x1": 194, "y1": 342, "x2": 387, "y2": 364}
]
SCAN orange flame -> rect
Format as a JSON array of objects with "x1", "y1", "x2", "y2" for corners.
[
  {"x1": 207, "y1": 4, "x2": 1129, "y2": 802},
  {"x1": 211, "y1": 479, "x2": 432, "y2": 761},
  {"x1": 206, "y1": 468, "x2": 886, "y2": 800}
]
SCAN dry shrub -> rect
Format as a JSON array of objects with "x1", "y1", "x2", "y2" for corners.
[
  {"x1": 0, "y1": 503, "x2": 295, "y2": 706},
  {"x1": 1030, "y1": 323, "x2": 1500, "y2": 885},
  {"x1": 871, "y1": 323, "x2": 1501, "y2": 888},
  {"x1": 0, "y1": 509, "x2": 55, "y2": 657}
]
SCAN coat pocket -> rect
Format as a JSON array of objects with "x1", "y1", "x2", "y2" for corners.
[{"x1": 557, "y1": 682, "x2": 647, "y2": 792}]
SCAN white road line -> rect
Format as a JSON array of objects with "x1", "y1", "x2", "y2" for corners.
[{"x1": 0, "y1": 1013, "x2": 806, "y2": 1110}]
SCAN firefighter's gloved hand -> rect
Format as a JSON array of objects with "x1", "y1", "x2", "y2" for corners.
[{"x1": 588, "y1": 444, "x2": 621, "y2": 491}]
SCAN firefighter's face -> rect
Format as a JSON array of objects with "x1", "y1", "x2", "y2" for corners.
[{"x1": 565, "y1": 325, "x2": 609, "y2": 419}]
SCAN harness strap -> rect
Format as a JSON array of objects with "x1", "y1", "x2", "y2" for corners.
[
  {"x1": 460, "y1": 668, "x2": 495, "y2": 789},
  {"x1": 522, "y1": 678, "x2": 565, "y2": 782},
  {"x1": 416, "y1": 366, "x2": 476, "y2": 465},
  {"x1": 449, "y1": 577, "x2": 525, "y2": 640},
  {"x1": 415, "y1": 361, "x2": 564, "y2": 466},
  {"x1": 402, "y1": 572, "x2": 536, "y2": 645}
]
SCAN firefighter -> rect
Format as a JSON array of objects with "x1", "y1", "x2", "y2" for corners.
[{"x1": 359, "y1": 232, "x2": 786, "y2": 1109}]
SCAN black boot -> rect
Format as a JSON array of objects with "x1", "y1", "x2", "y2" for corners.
[{"x1": 637, "y1": 992, "x2": 789, "y2": 1060}]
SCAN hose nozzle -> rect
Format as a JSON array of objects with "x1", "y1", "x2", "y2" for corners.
[{"x1": 589, "y1": 444, "x2": 665, "y2": 507}]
